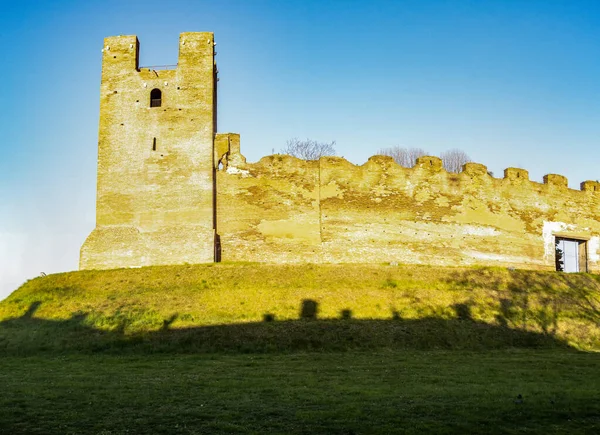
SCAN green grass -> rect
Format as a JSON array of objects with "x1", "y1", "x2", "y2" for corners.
[
  {"x1": 1, "y1": 263, "x2": 600, "y2": 433},
  {"x1": 1, "y1": 263, "x2": 600, "y2": 352},
  {"x1": 0, "y1": 350, "x2": 599, "y2": 434}
]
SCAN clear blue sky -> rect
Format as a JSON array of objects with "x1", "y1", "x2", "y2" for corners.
[{"x1": 2, "y1": 0, "x2": 600, "y2": 299}]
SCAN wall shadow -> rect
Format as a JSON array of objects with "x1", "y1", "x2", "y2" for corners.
[
  {"x1": 0, "y1": 299, "x2": 575, "y2": 356},
  {"x1": 300, "y1": 299, "x2": 318, "y2": 320}
]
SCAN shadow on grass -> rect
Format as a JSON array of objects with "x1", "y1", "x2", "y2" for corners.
[
  {"x1": 444, "y1": 269, "x2": 600, "y2": 334},
  {"x1": 0, "y1": 299, "x2": 574, "y2": 355}
]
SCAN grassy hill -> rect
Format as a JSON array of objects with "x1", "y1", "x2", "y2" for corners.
[
  {"x1": 1, "y1": 263, "x2": 599, "y2": 353},
  {"x1": 2, "y1": 263, "x2": 600, "y2": 433}
]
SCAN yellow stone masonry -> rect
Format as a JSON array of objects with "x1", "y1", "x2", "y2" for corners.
[
  {"x1": 80, "y1": 33, "x2": 217, "y2": 269},
  {"x1": 81, "y1": 33, "x2": 600, "y2": 273}
]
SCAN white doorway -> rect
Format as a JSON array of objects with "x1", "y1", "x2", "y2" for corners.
[{"x1": 555, "y1": 237, "x2": 587, "y2": 273}]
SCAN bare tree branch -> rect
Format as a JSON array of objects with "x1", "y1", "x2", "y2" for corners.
[
  {"x1": 378, "y1": 146, "x2": 472, "y2": 173},
  {"x1": 440, "y1": 149, "x2": 471, "y2": 173},
  {"x1": 281, "y1": 138, "x2": 337, "y2": 160},
  {"x1": 377, "y1": 147, "x2": 429, "y2": 168}
]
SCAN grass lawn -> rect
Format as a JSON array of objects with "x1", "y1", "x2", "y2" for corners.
[
  {"x1": 1, "y1": 349, "x2": 599, "y2": 434},
  {"x1": 2, "y1": 263, "x2": 600, "y2": 433}
]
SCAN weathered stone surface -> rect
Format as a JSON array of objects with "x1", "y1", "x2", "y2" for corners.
[
  {"x1": 82, "y1": 32, "x2": 600, "y2": 273},
  {"x1": 80, "y1": 33, "x2": 216, "y2": 269},
  {"x1": 217, "y1": 151, "x2": 600, "y2": 272}
]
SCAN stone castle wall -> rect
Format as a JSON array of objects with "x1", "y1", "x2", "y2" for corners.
[
  {"x1": 217, "y1": 140, "x2": 600, "y2": 272},
  {"x1": 80, "y1": 32, "x2": 600, "y2": 272}
]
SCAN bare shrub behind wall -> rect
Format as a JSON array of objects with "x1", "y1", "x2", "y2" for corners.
[
  {"x1": 378, "y1": 146, "x2": 472, "y2": 173},
  {"x1": 281, "y1": 138, "x2": 337, "y2": 161},
  {"x1": 440, "y1": 149, "x2": 472, "y2": 173},
  {"x1": 376, "y1": 146, "x2": 429, "y2": 168}
]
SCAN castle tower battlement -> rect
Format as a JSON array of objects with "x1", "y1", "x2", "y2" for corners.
[
  {"x1": 81, "y1": 33, "x2": 219, "y2": 269},
  {"x1": 81, "y1": 31, "x2": 600, "y2": 274}
]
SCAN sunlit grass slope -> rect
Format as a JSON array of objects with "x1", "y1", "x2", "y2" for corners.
[{"x1": 1, "y1": 263, "x2": 600, "y2": 352}]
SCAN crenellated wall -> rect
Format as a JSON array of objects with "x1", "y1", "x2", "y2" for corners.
[
  {"x1": 217, "y1": 143, "x2": 600, "y2": 272},
  {"x1": 81, "y1": 32, "x2": 600, "y2": 272}
]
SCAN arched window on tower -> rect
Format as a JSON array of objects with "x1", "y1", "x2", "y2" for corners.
[{"x1": 150, "y1": 88, "x2": 162, "y2": 107}]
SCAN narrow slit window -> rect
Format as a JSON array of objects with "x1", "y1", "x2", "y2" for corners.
[
  {"x1": 150, "y1": 88, "x2": 162, "y2": 107},
  {"x1": 152, "y1": 137, "x2": 156, "y2": 151}
]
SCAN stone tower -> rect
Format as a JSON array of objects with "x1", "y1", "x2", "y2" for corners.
[{"x1": 80, "y1": 33, "x2": 218, "y2": 269}]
